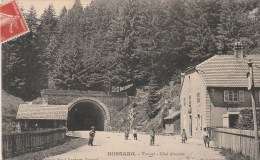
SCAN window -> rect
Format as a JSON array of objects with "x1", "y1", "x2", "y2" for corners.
[
  {"x1": 183, "y1": 97, "x2": 186, "y2": 107},
  {"x1": 189, "y1": 94, "x2": 191, "y2": 106},
  {"x1": 197, "y1": 92, "x2": 200, "y2": 103},
  {"x1": 224, "y1": 90, "x2": 244, "y2": 102},
  {"x1": 239, "y1": 91, "x2": 244, "y2": 102}
]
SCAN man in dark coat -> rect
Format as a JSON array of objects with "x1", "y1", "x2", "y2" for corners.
[
  {"x1": 150, "y1": 128, "x2": 155, "y2": 146},
  {"x1": 88, "y1": 126, "x2": 96, "y2": 146}
]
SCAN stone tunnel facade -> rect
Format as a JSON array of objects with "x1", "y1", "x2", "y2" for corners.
[{"x1": 42, "y1": 89, "x2": 130, "y2": 131}]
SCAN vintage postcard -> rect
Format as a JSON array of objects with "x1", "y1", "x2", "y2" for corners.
[{"x1": 1, "y1": 0, "x2": 260, "y2": 160}]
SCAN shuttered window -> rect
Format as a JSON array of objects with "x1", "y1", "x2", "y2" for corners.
[
  {"x1": 224, "y1": 90, "x2": 244, "y2": 102},
  {"x1": 239, "y1": 91, "x2": 244, "y2": 102},
  {"x1": 224, "y1": 90, "x2": 229, "y2": 102}
]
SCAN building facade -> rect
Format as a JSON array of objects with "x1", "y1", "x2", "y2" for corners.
[{"x1": 180, "y1": 42, "x2": 260, "y2": 139}]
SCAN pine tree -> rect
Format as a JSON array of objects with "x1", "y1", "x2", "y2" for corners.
[
  {"x1": 2, "y1": 6, "x2": 46, "y2": 100},
  {"x1": 147, "y1": 71, "x2": 160, "y2": 118},
  {"x1": 216, "y1": 0, "x2": 249, "y2": 54},
  {"x1": 107, "y1": 0, "x2": 151, "y2": 88},
  {"x1": 39, "y1": 4, "x2": 58, "y2": 42},
  {"x1": 38, "y1": 4, "x2": 58, "y2": 88},
  {"x1": 59, "y1": 6, "x2": 68, "y2": 19},
  {"x1": 184, "y1": 0, "x2": 218, "y2": 64},
  {"x1": 53, "y1": 35, "x2": 88, "y2": 90}
]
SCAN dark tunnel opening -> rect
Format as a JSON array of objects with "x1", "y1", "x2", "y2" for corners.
[{"x1": 67, "y1": 101, "x2": 105, "y2": 131}]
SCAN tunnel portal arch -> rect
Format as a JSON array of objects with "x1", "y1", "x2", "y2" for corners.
[{"x1": 67, "y1": 97, "x2": 110, "y2": 131}]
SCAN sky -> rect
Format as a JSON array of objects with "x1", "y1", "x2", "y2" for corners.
[{"x1": 2, "y1": 0, "x2": 92, "y2": 17}]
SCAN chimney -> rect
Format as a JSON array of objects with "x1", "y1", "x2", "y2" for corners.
[
  {"x1": 234, "y1": 41, "x2": 243, "y2": 58},
  {"x1": 181, "y1": 73, "x2": 185, "y2": 86}
]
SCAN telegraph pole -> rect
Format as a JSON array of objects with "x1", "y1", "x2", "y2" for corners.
[{"x1": 247, "y1": 59, "x2": 259, "y2": 160}]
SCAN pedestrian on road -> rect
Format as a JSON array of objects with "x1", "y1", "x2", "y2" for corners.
[
  {"x1": 181, "y1": 129, "x2": 187, "y2": 143},
  {"x1": 202, "y1": 128, "x2": 210, "y2": 147},
  {"x1": 88, "y1": 126, "x2": 96, "y2": 146},
  {"x1": 150, "y1": 128, "x2": 155, "y2": 146},
  {"x1": 133, "y1": 128, "x2": 137, "y2": 140},
  {"x1": 124, "y1": 129, "x2": 129, "y2": 140}
]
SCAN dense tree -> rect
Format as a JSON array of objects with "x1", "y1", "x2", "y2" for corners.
[
  {"x1": 216, "y1": 0, "x2": 257, "y2": 54},
  {"x1": 184, "y1": 0, "x2": 218, "y2": 64},
  {"x1": 2, "y1": 0, "x2": 260, "y2": 101},
  {"x1": 53, "y1": 35, "x2": 88, "y2": 90},
  {"x1": 2, "y1": 7, "x2": 45, "y2": 100}
]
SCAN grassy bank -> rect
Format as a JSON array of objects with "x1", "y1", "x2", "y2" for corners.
[
  {"x1": 5, "y1": 137, "x2": 87, "y2": 160},
  {"x1": 219, "y1": 148, "x2": 250, "y2": 160}
]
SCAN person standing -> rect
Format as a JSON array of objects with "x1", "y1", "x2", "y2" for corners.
[
  {"x1": 181, "y1": 129, "x2": 187, "y2": 143},
  {"x1": 202, "y1": 128, "x2": 210, "y2": 147},
  {"x1": 124, "y1": 129, "x2": 129, "y2": 140},
  {"x1": 150, "y1": 128, "x2": 155, "y2": 146},
  {"x1": 88, "y1": 126, "x2": 96, "y2": 146},
  {"x1": 133, "y1": 128, "x2": 137, "y2": 140}
]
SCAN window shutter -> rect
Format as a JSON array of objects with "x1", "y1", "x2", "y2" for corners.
[
  {"x1": 200, "y1": 114, "x2": 202, "y2": 130},
  {"x1": 189, "y1": 94, "x2": 191, "y2": 106},
  {"x1": 239, "y1": 91, "x2": 244, "y2": 102},
  {"x1": 224, "y1": 90, "x2": 229, "y2": 102},
  {"x1": 197, "y1": 92, "x2": 200, "y2": 103},
  {"x1": 195, "y1": 116, "x2": 198, "y2": 130}
]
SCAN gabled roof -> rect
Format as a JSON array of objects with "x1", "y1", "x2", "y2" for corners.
[
  {"x1": 164, "y1": 111, "x2": 180, "y2": 120},
  {"x1": 195, "y1": 55, "x2": 260, "y2": 88},
  {"x1": 16, "y1": 104, "x2": 68, "y2": 120}
]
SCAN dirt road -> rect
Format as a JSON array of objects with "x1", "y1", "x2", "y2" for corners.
[{"x1": 45, "y1": 131, "x2": 225, "y2": 160}]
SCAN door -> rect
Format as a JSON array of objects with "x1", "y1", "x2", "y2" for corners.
[{"x1": 189, "y1": 115, "x2": 192, "y2": 136}]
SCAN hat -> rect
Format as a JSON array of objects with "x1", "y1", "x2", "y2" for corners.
[{"x1": 91, "y1": 126, "x2": 95, "y2": 129}]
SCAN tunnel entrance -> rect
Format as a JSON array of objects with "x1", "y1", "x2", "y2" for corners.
[{"x1": 67, "y1": 101, "x2": 106, "y2": 131}]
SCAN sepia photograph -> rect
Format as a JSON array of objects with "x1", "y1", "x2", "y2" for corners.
[{"x1": 1, "y1": 0, "x2": 260, "y2": 159}]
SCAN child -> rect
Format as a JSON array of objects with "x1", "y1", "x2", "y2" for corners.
[
  {"x1": 133, "y1": 128, "x2": 137, "y2": 140},
  {"x1": 181, "y1": 129, "x2": 187, "y2": 143},
  {"x1": 202, "y1": 128, "x2": 210, "y2": 147}
]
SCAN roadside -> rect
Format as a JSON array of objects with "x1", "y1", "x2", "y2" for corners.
[{"x1": 5, "y1": 137, "x2": 87, "y2": 160}]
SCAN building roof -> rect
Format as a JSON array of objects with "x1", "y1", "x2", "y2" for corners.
[
  {"x1": 16, "y1": 104, "x2": 68, "y2": 120},
  {"x1": 164, "y1": 111, "x2": 180, "y2": 120},
  {"x1": 195, "y1": 55, "x2": 260, "y2": 87}
]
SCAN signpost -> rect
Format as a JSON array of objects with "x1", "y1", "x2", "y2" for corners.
[{"x1": 247, "y1": 58, "x2": 259, "y2": 160}]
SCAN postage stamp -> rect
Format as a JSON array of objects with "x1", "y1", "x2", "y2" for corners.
[{"x1": 0, "y1": 0, "x2": 29, "y2": 43}]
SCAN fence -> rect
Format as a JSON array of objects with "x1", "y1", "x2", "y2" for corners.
[
  {"x1": 213, "y1": 128, "x2": 260, "y2": 160},
  {"x1": 2, "y1": 128, "x2": 66, "y2": 158}
]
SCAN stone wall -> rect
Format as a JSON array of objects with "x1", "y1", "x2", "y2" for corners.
[{"x1": 42, "y1": 89, "x2": 130, "y2": 130}]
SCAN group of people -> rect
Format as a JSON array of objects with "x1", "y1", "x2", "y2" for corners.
[
  {"x1": 125, "y1": 128, "x2": 138, "y2": 140},
  {"x1": 124, "y1": 128, "x2": 156, "y2": 146},
  {"x1": 89, "y1": 126, "x2": 210, "y2": 147},
  {"x1": 181, "y1": 128, "x2": 210, "y2": 147},
  {"x1": 124, "y1": 128, "x2": 138, "y2": 140}
]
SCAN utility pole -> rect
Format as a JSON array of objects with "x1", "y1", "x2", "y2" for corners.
[{"x1": 247, "y1": 58, "x2": 259, "y2": 160}]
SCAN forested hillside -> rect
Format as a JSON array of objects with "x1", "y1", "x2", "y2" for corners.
[{"x1": 2, "y1": 0, "x2": 260, "y2": 101}]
